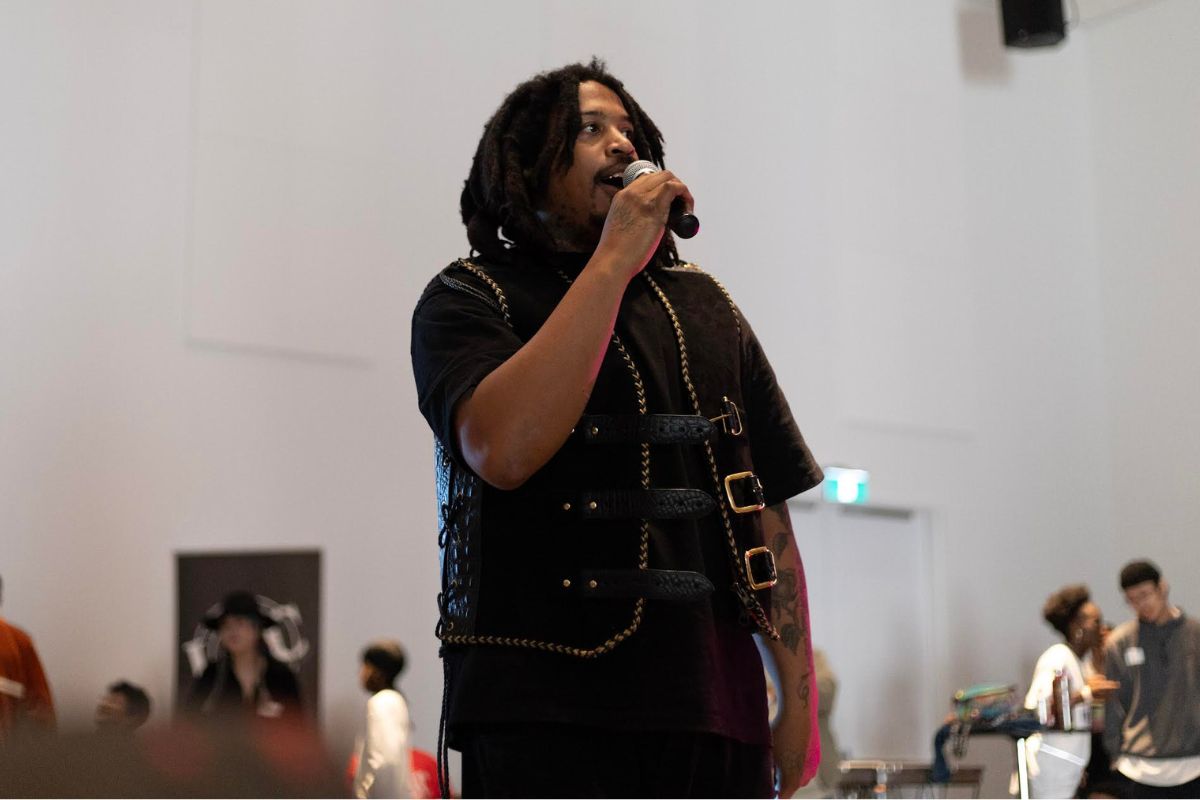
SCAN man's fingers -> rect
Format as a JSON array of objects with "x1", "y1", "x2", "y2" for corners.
[
  {"x1": 674, "y1": 181, "x2": 695, "y2": 215},
  {"x1": 627, "y1": 170, "x2": 693, "y2": 214}
]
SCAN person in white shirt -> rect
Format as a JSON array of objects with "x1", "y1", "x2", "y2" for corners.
[
  {"x1": 1025, "y1": 584, "x2": 1119, "y2": 799},
  {"x1": 354, "y1": 640, "x2": 415, "y2": 799}
]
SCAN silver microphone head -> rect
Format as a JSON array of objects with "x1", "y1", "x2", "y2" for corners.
[{"x1": 622, "y1": 160, "x2": 659, "y2": 188}]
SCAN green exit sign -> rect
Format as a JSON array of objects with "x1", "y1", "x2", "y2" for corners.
[{"x1": 822, "y1": 466, "x2": 870, "y2": 505}]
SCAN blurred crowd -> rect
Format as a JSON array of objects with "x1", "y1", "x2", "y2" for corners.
[{"x1": 0, "y1": 582, "x2": 439, "y2": 798}]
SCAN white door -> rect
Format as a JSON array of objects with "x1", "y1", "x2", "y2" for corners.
[{"x1": 788, "y1": 500, "x2": 940, "y2": 761}]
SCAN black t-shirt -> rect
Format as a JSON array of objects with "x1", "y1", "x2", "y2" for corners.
[{"x1": 411, "y1": 251, "x2": 822, "y2": 747}]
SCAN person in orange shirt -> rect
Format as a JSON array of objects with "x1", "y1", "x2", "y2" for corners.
[{"x1": 0, "y1": 575, "x2": 55, "y2": 743}]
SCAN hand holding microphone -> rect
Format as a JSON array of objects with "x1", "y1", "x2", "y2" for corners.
[
  {"x1": 595, "y1": 159, "x2": 697, "y2": 281},
  {"x1": 622, "y1": 160, "x2": 700, "y2": 239}
]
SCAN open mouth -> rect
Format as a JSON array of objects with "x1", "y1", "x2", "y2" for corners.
[{"x1": 597, "y1": 166, "x2": 627, "y2": 190}]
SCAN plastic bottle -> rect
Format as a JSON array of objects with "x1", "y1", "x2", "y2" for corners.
[{"x1": 1051, "y1": 668, "x2": 1073, "y2": 731}]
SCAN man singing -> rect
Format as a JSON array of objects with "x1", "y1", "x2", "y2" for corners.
[{"x1": 411, "y1": 59, "x2": 823, "y2": 798}]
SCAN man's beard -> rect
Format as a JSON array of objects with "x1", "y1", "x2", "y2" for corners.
[{"x1": 540, "y1": 207, "x2": 607, "y2": 253}]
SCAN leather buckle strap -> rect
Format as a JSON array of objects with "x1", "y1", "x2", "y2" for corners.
[
  {"x1": 563, "y1": 569, "x2": 714, "y2": 602},
  {"x1": 546, "y1": 488, "x2": 717, "y2": 521},
  {"x1": 743, "y1": 547, "x2": 778, "y2": 591},
  {"x1": 723, "y1": 471, "x2": 765, "y2": 514},
  {"x1": 576, "y1": 414, "x2": 717, "y2": 445}
]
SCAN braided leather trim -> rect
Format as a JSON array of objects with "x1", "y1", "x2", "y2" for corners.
[
  {"x1": 642, "y1": 270, "x2": 779, "y2": 640},
  {"x1": 669, "y1": 262, "x2": 742, "y2": 340},
  {"x1": 455, "y1": 259, "x2": 512, "y2": 328}
]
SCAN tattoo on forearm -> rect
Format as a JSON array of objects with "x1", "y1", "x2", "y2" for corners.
[{"x1": 769, "y1": 530, "x2": 807, "y2": 656}]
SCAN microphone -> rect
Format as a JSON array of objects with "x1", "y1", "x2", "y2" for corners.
[{"x1": 621, "y1": 160, "x2": 700, "y2": 239}]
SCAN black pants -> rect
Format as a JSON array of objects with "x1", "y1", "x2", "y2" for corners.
[{"x1": 457, "y1": 723, "x2": 774, "y2": 798}]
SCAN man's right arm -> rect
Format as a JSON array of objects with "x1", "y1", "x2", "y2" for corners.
[
  {"x1": 456, "y1": 170, "x2": 690, "y2": 489},
  {"x1": 454, "y1": 253, "x2": 632, "y2": 490}
]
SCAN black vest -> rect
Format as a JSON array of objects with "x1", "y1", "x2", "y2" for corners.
[{"x1": 434, "y1": 258, "x2": 780, "y2": 657}]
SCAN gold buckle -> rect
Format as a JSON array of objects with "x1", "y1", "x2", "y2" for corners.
[
  {"x1": 709, "y1": 396, "x2": 743, "y2": 437},
  {"x1": 744, "y1": 546, "x2": 778, "y2": 590},
  {"x1": 723, "y1": 471, "x2": 765, "y2": 514}
]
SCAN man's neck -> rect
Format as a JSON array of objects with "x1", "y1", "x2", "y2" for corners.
[
  {"x1": 1147, "y1": 606, "x2": 1181, "y2": 626},
  {"x1": 537, "y1": 211, "x2": 601, "y2": 255}
]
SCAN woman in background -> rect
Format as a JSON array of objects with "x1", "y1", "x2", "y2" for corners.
[
  {"x1": 182, "y1": 590, "x2": 303, "y2": 722},
  {"x1": 1024, "y1": 585, "x2": 1118, "y2": 799}
]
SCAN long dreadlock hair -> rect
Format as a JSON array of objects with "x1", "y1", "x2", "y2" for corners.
[{"x1": 461, "y1": 58, "x2": 679, "y2": 267}]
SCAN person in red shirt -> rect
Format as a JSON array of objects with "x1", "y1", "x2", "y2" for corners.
[
  {"x1": 0, "y1": 575, "x2": 55, "y2": 743},
  {"x1": 346, "y1": 746, "x2": 450, "y2": 798}
]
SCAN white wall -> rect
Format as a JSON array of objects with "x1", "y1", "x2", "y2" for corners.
[
  {"x1": 1, "y1": 0, "x2": 1195, "y2": 772},
  {"x1": 1086, "y1": 0, "x2": 1200, "y2": 576}
]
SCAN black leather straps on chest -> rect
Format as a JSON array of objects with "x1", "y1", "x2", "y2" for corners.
[
  {"x1": 505, "y1": 488, "x2": 717, "y2": 522},
  {"x1": 570, "y1": 569, "x2": 714, "y2": 601},
  {"x1": 576, "y1": 413, "x2": 717, "y2": 445}
]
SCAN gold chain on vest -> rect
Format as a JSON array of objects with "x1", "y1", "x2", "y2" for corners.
[
  {"x1": 642, "y1": 270, "x2": 780, "y2": 640},
  {"x1": 436, "y1": 259, "x2": 650, "y2": 658}
]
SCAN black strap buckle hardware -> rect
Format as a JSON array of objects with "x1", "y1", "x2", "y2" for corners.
[
  {"x1": 709, "y1": 395, "x2": 743, "y2": 437},
  {"x1": 743, "y1": 546, "x2": 778, "y2": 591},
  {"x1": 723, "y1": 471, "x2": 765, "y2": 514}
]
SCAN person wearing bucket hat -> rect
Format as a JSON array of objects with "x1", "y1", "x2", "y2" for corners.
[
  {"x1": 181, "y1": 590, "x2": 303, "y2": 722},
  {"x1": 203, "y1": 590, "x2": 276, "y2": 631}
]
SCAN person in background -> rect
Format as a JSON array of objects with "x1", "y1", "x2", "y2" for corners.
[
  {"x1": 353, "y1": 640, "x2": 414, "y2": 799},
  {"x1": 95, "y1": 680, "x2": 151, "y2": 735},
  {"x1": 1025, "y1": 584, "x2": 1119, "y2": 798},
  {"x1": 0, "y1": 575, "x2": 55, "y2": 743},
  {"x1": 791, "y1": 649, "x2": 844, "y2": 799},
  {"x1": 181, "y1": 590, "x2": 303, "y2": 722},
  {"x1": 1104, "y1": 560, "x2": 1200, "y2": 798}
]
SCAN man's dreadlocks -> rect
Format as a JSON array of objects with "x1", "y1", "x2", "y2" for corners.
[{"x1": 461, "y1": 58, "x2": 679, "y2": 267}]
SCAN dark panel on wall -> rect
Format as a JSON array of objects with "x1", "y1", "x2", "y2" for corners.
[{"x1": 175, "y1": 550, "x2": 321, "y2": 720}]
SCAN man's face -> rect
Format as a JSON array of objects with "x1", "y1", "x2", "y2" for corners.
[
  {"x1": 1124, "y1": 579, "x2": 1168, "y2": 623},
  {"x1": 539, "y1": 80, "x2": 638, "y2": 250},
  {"x1": 95, "y1": 691, "x2": 130, "y2": 731},
  {"x1": 359, "y1": 662, "x2": 375, "y2": 693}
]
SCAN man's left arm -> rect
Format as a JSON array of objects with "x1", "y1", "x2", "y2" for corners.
[{"x1": 760, "y1": 501, "x2": 819, "y2": 795}]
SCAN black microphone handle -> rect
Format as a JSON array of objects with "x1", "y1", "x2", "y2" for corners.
[{"x1": 668, "y1": 197, "x2": 700, "y2": 239}]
